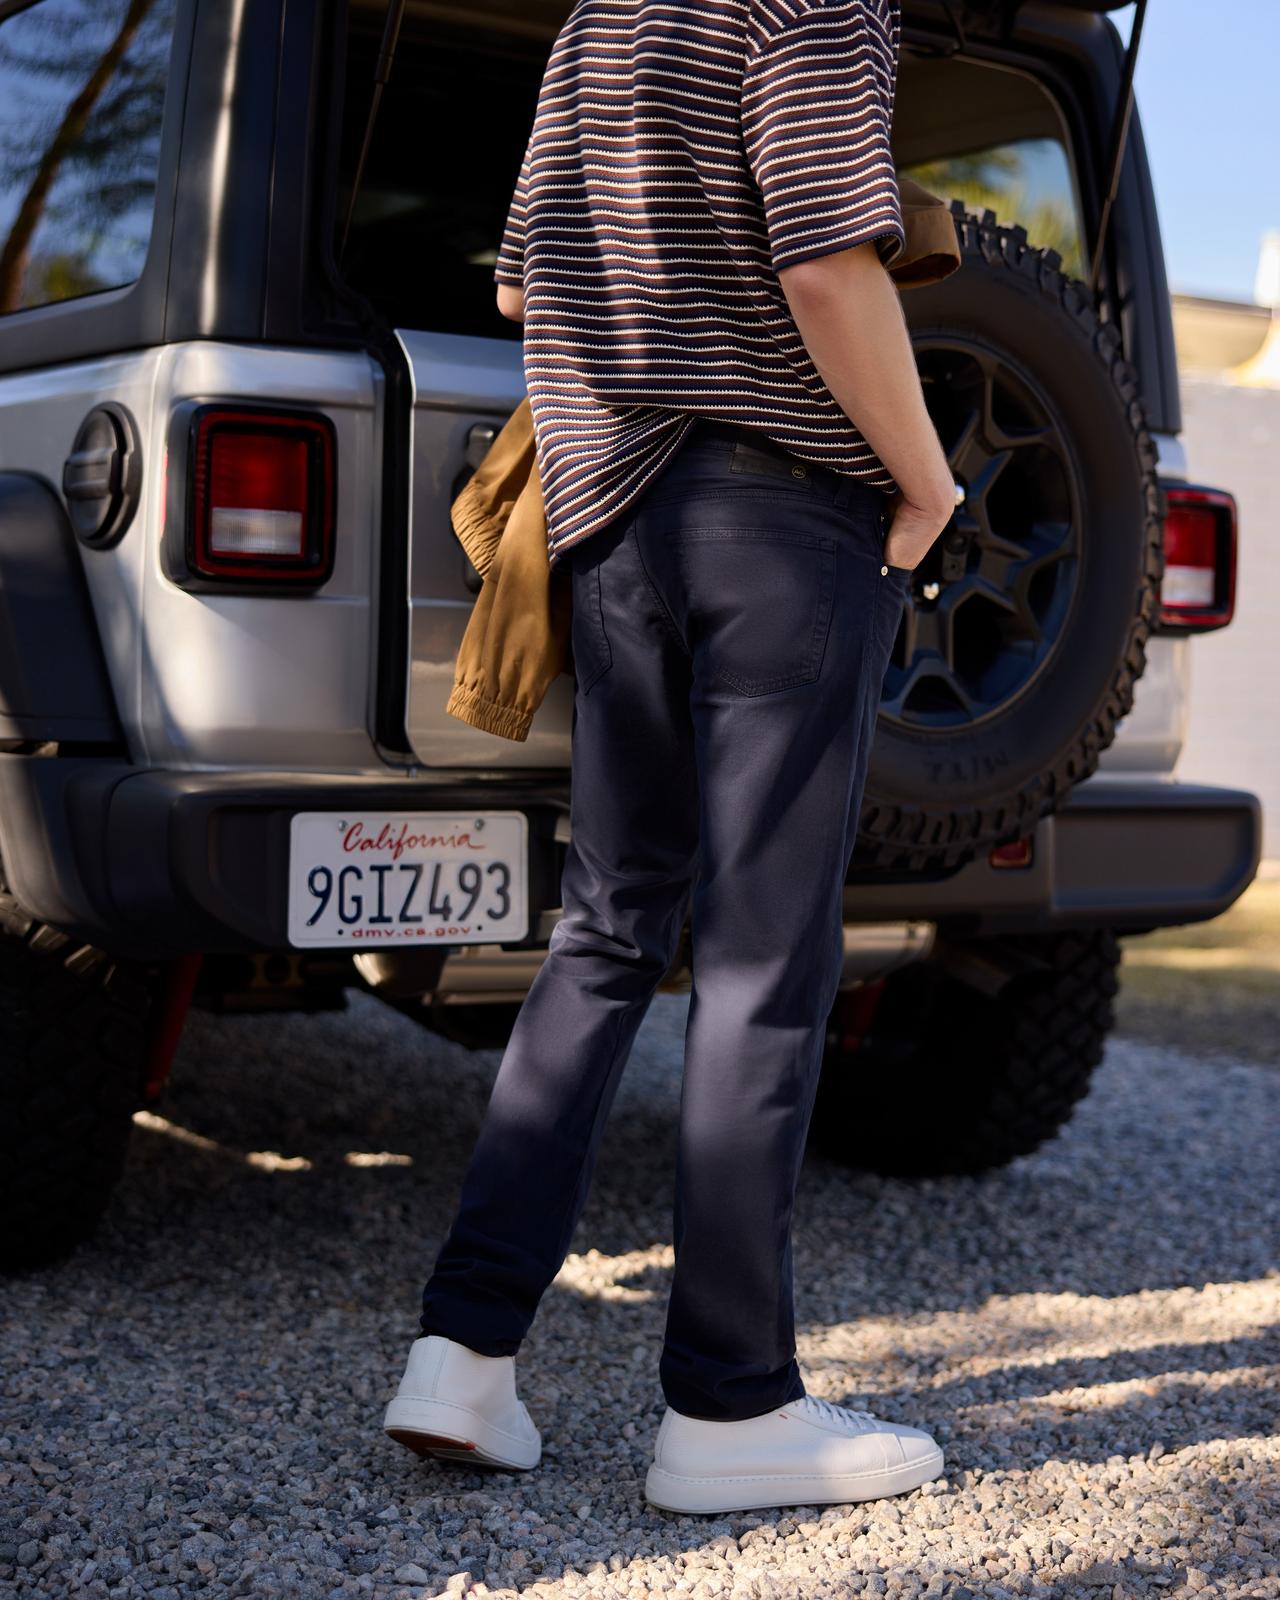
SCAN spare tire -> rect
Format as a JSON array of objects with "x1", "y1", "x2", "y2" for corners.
[{"x1": 854, "y1": 202, "x2": 1164, "y2": 872}]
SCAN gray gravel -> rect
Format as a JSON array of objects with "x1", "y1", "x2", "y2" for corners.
[{"x1": 2, "y1": 988, "x2": 1277, "y2": 1600}]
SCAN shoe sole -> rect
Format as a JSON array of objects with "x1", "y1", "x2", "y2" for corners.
[
  {"x1": 643, "y1": 1446, "x2": 944, "y2": 1514},
  {"x1": 385, "y1": 1426, "x2": 517, "y2": 1467},
  {"x1": 383, "y1": 1396, "x2": 540, "y2": 1471}
]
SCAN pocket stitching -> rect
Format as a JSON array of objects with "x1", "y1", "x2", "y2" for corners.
[
  {"x1": 573, "y1": 557, "x2": 613, "y2": 695},
  {"x1": 671, "y1": 529, "x2": 837, "y2": 696}
]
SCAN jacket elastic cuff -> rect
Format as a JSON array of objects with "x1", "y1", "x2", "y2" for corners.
[{"x1": 445, "y1": 681, "x2": 534, "y2": 742}]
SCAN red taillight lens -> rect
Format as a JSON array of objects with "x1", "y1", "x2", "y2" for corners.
[
  {"x1": 188, "y1": 406, "x2": 335, "y2": 585},
  {"x1": 989, "y1": 836, "x2": 1033, "y2": 869},
  {"x1": 1157, "y1": 484, "x2": 1237, "y2": 632},
  {"x1": 207, "y1": 431, "x2": 310, "y2": 559}
]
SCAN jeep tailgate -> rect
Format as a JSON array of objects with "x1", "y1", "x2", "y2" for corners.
[{"x1": 396, "y1": 329, "x2": 573, "y2": 769}]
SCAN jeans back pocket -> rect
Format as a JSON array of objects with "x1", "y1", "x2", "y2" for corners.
[{"x1": 672, "y1": 527, "x2": 837, "y2": 697}]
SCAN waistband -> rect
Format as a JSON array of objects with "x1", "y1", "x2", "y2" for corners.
[
  {"x1": 686, "y1": 418, "x2": 795, "y2": 455},
  {"x1": 678, "y1": 418, "x2": 887, "y2": 511}
]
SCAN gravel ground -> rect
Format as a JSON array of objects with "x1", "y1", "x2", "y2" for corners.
[{"x1": 2, "y1": 982, "x2": 1277, "y2": 1600}]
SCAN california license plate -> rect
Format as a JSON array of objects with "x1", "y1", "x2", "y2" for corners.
[{"x1": 287, "y1": 811, "x2": 529, "y2": 948}]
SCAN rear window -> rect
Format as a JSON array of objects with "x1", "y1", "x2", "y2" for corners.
[
  {"x1": 0, "y1": 0, "x2": 178, "y2": 317},
  {"x1": 895, "y1": 53, "x2": 1086, "y2": 280}
]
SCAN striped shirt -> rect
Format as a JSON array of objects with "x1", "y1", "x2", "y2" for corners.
[{"x1": 494, "y1": 0, "x2": 907, "y2": 569}]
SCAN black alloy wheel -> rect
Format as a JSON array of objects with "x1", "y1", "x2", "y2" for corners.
[{"x1": 881, "y1": 335, "x2": 1083, "y2": 730}]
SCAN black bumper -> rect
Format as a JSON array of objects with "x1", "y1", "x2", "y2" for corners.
[{"x1": 0, "y1": 755, "x2": 1261, "y2": 958}]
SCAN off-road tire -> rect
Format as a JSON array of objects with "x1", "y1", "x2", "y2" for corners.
[
  {"x1": 0, "y1": 887, "x2": 156, "y2": 1271},
  {"x1": 856, "y1": 203, "x2": 1165, "y2": 871},
  {"x1": 812, "y1": 927, "x2": 1122, "y2": 1177}
]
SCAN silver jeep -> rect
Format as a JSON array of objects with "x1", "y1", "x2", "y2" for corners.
[{"x1": 0, "y1": 0, "x2": 1260, "y2": 1268}]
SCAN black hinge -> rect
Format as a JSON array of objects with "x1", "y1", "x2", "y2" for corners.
[{"x1": 1089, "y1": 0, "x2": 1148, "y2": 296}]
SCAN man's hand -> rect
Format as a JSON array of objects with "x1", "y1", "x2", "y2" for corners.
[
  {"x1": 496, "y1": 282, "x2": 525, "y2": 322},
  {"x1": 778, "y1": 242, "x2": 955, "y2": 571},
  {"x1": 882, "y1": 486, "x2": 958, "y2": 572}
]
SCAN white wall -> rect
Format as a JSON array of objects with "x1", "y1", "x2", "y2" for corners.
[{"x1": 1174, "y1": 373, "x2": 1280, "y2": 858}]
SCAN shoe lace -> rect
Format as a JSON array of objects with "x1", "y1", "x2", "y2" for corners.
[{"x1": 797, "y1": 1393, "x2": 880, "y2": 1429}]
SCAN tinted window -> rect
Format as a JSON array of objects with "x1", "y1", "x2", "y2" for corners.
[
  {"x1": 0, "y1": 0, "x2": 177, "y2": 317},
  {"x1": 893, "y1": 51, "x2": 1086, "y2": 280},
  {"x1": 335, "y1": 2, "x2": 567, "y2": 340}
]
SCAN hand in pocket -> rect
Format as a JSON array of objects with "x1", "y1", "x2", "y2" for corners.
[{"x1": 882, "y1": 487, "x2": 955, "y2": 573}]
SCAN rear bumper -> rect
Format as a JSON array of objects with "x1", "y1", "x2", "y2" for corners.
[
  {"x1": 0, "y1": 759, "x2": 570, "y2": 959},
  {"x1": 843, "y1": 776, "x2": 1262, "y2": 937},
  {"x1": 0, "y1": 755, "x2": 1261, "y2": 958}
]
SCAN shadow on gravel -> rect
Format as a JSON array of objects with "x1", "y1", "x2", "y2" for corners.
[
  {"x1": 118, "y1": 990, "x2": 1279, "y2": 1308},
  {"x1": 117, "y1": 993, "x2": 1280, "y2": 1439}
]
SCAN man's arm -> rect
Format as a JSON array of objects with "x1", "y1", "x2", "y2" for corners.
[
  {"x1": 739, "y1": 0, "x2": 952, "y2": 569},
  {"x1": 494, "y1": 137, "x2": 532, "y2": 324},
  {"x1": 780, "y1": 244, "x2": 955, "y2": 570},
  {"x1": 496, "y1": 282, "x2": 524, "y2": 322}
]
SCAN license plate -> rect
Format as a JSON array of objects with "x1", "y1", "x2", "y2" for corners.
[{"x1": 287, "y1": 811, "x2": 529, "y2": 948}]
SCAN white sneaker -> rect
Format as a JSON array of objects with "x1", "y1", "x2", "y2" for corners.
[
  {"x1": 382, "y1": 1334, "x2": 541, "y2": 1470},
  {"x1": 644, "y1": 1392, "x2": 943, "y2": 1514}
]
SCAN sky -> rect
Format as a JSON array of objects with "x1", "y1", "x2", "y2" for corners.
[{"x1": 1118, "y1": 0, "x2": 1280, "y2": 303}]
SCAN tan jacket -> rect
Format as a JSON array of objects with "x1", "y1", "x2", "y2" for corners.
[{"x1": 446, "y1": 175, "x2": 961, "y2": 742}]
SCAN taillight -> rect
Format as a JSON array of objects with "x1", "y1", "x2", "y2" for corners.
[
  {"x1": 164, "y1": 402, "x2": 336, "y2": 591},
  {"x1": 1156, "y1": 483, "x2": 1237, "y2": 633},
  {"x1": 989, "y1": 836, "x2": 1033, "y2": 869}
]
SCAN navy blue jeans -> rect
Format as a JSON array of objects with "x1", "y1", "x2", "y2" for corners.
[{"x1": 419, "y1": 420, "x2": 911, "y2": 1421}]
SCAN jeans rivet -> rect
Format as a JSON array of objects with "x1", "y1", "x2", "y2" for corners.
[
  {"x1": 791, "y1": 465, "x2": 806, "y2": 479},
  {"x1": 881, "y1": 565, "x2": 888, "y2": 576}
]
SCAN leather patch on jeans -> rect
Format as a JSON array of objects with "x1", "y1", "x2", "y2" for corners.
[{"x1": 729, "y1": 441, "x2": 814, "y2": 488}]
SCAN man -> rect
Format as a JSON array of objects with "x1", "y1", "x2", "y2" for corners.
[{"x1": 384, "y1": 0, "x2": 956, "y2": 1515}]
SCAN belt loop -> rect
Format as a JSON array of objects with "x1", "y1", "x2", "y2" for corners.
[{"x1": 833, "y1": 472, "x2": 854, "y2": 510}]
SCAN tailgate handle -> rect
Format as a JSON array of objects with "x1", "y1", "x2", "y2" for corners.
[
  {"x1": 464, "y1": 422, "x2": 498, "y2": 470},
  {"x1": 453, "y1": 421, "x2": 504, "y2": 596}
]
